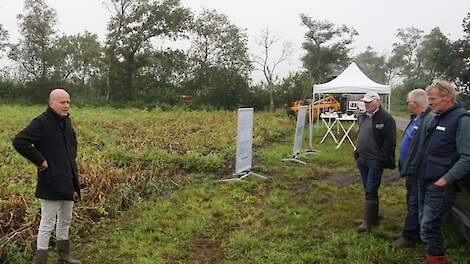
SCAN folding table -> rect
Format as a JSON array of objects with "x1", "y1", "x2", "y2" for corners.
[
  {"x1": 319, "y1": 112, "x2": 339, "y2": 144},
  {"x1": 335, "y1": 115, "x2": 357, "y2": 150}
]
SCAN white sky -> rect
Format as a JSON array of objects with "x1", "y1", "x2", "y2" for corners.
[{"x1": 0, "y1": 0, "x2": 468, "y2": 82}]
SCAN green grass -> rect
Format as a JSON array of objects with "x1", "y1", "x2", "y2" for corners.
[
  {"x1": 1, "y1": 106, "x2": 469, "y2": 263},
  {"x1": 0, "y1": 105, "x2": 291, "y2": 261},
  {"x1": 74, "y1": 131, "x2": 468, "y2": 263}
]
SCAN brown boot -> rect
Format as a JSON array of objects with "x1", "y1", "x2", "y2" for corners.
[
  {"x1": 358, "y1": 200, "x2": 378, "y2": 233},
  {"x1": 425, "y1": 255, "x2": 448, "y2": 264},
  {"x1": 57, "y1": 240, "x2": 81, "y2": 264},
  {"x1": 36, "y1": 249, "x2": 48, "y2": 264}
]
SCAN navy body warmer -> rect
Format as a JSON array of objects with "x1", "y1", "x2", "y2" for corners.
[{"x1": 419, "y1": 104, "x2": 469, "y2": 183}]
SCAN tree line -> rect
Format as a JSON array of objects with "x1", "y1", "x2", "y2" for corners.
[{"x1": 0, "y1": 0, "x2": 468, "y2": 110}]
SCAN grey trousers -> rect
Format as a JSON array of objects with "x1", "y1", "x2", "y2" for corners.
[{"x1": 37, "y1": 199, "x2": 74, "y2": 250}]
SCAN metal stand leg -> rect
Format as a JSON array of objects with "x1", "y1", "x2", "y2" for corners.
[
  {"x1": 301, "y1": 148, "x2": 320, "y2": 155},
  {"x1": 243, "y1": 172, "x2": 267, "y2": 180},
  {"x1": 282, "y1": 155, "x2": 307, "y2": 165},
  {"x1": 219, "y1": 171, "x2": 268, "y2": 182}
]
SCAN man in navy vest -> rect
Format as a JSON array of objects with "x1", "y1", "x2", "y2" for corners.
[{"x1": 417, "y1": 80, "x2": 470, "y2": 264}]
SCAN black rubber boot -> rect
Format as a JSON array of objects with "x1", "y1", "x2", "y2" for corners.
[
  {"x1": 57, "y1": 240, "x2": 81, "y2": 264},
  {"x1": 392, "y1": 235, "x2": 416, "y2": 248},
  {"x1": 358, "y1": 200, "x2": 379, "y2": 233},
  {"x1": 36, "y1": 249, "x2": 48, "y2": 264}
]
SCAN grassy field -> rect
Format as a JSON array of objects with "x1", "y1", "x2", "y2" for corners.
[
  {"x1": 1, "y1": 106, "x2": 469, "y2": 263},
  {"x1": 0, "y1": 105, "x2": 290, "y2": 261}
]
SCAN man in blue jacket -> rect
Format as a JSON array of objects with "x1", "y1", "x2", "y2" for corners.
[
  {"x1": 416, "y1": 80, "x2": 470, "y2": 264},
  {"x1": 394, "y1": 89, "x2": 434, "y2": 247},
  {"x1": 13, "y1": 89, "x2": 81, "y2": 264}
]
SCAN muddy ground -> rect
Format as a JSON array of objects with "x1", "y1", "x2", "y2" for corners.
[{"x1": 324, "y1": 169, "x2": 402, "y2": 187}]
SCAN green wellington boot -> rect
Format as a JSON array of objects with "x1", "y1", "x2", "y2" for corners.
[
  {"x1": 35, "y1": 249, "x2": 48, "y2": 264},
  {"x1": 357, "y1": 200, "x2": 379, "y2": 233},
  {"x1": 57, "y1": 240, "x2": 81, "y2": 264}
]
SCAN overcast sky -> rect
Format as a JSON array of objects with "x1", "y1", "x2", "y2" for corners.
[{"x1": 0, "y1": 0, "x2": 468, "y2": 82}]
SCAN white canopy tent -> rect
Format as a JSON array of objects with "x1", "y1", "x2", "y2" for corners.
[{"x1": 313, "y1": 62, "x2": 391, "y2": 111}]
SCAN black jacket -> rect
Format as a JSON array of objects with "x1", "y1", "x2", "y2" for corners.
[
  {"x1": 13, "y1": 107, "x2": 80, "y2": 200},
  {"x1": 358, "y1": 106, "x2": 397, "y2": 169}
]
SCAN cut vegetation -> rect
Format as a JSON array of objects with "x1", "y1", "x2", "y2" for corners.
[{"x1": 1, "y1": 106, "x2": 468, "y2": 263}]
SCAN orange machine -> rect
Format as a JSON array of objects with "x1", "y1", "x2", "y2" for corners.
[{"x1": 287, "y1": 96, "x2": 341, "y2": 119}]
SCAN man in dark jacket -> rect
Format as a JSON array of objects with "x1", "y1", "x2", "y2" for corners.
[
  {"x1": 416, "y1": 81, "x2": 470, "y2": 264},
  {"x1": 394, "y1": 89, "x2": 435, "y2": 247},
  {"x1": 13, "y1": 89, "x2": 81, "y2": 264},
  {"x1": 355, "y1": 91, "x2": 396, "y2": 232}
]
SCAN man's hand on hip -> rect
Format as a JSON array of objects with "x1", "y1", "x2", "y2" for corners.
[{"x1": 38, "y1": 160, "x2": 48, "y2": 171}]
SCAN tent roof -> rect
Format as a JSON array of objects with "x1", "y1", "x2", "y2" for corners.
[{"x1": 313, "y1": 62, "x2": 390, "y2": 94}]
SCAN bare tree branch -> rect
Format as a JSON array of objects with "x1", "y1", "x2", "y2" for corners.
[{"x1": 253, "y1": 27, "x2": 292, "y2": 111}]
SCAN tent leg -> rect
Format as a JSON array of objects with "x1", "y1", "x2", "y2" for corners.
[{"x1": 388, "y1": 93, "x2": 391, "y2": 113}]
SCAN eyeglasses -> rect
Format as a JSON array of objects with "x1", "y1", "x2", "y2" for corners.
[
  {"x1": 432, "y1": 81, "x2": 446, "y2": 89},
  {"x1": 430, "y1": 81, "x2": 458, "y2": 101},
  {"x1": 431, "y1": 81, "x2": 452, "y2": 94}
]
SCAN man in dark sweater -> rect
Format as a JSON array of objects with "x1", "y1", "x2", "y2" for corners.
[
  {"x1": 13, "y1": 89, "x2": 81, "y2": 264},
  {"x1": 355, "y1": 91, "x2": 396, "y2": 232}
]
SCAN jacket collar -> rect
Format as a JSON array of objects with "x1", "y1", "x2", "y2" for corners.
[
  {"x1": 369, "y1": 106, "x2": 384, "y2": 120},
  {"x1": 46, "y1": 107, "x2": 69, "y2": 121},
  {"x1": 435, "y1": 103, "x2": 463, "y2": 118},
  {"x1": 411, "y1": 106, "x2": 432, "y2": 120}
]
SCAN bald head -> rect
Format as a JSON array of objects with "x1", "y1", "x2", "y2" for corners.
[{"x1": 49, "y1": 89, "x2": 71, "y2": 117}]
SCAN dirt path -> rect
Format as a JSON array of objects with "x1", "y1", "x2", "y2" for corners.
[{"x1": 323, "y1": 170, "x2": 401, "y2": 187}]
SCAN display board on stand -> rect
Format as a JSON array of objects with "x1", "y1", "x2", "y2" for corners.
[
  {"x1": 282, "y1": 106, "x2": 308, "y2": 164},
  {"x1": 304, "y1": 103, "x2": 320, "y2": 155},
  {"x1": 220, "y1": 108, "x2": 267, "y2": 182}
]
